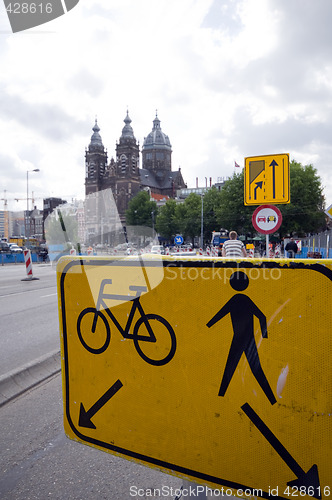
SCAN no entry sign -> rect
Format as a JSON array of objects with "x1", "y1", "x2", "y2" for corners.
[{"x1": 252, "y1": 205, "x2": 282, "y2": 235}]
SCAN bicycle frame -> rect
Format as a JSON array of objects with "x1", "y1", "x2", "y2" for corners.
[{"x1": 92, "y1": 278, "x2": 156, "y2": 342}]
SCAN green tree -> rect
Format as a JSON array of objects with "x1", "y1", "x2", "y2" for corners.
[
  {"x1": 175, "y1": 193, "x2": 201, "y2": 244},
  {"x1": 155, "y1": 198, "x2": 178, "y2": 241},
  {"x1": 213, "y1": 161, "x2": 325, "y2": 237},
  {"x1": 216, "y1": 172, "x2": 255, "y2": 236},
  {"x1": 202, "y1": 187, "x2": 223, "y2": 241},
  {"x1": 126, "y1": 190, "x2": 158, "y2": 228},
  {"x1": 277, "y1": 160, "x2": 326, "y2": 237}
]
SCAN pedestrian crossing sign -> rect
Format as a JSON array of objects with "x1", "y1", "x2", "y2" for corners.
[{"x1": 57, "y1": 256, "x2": 331, "y2": 499}]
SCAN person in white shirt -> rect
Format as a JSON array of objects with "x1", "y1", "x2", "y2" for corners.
[{"x1": 222, "y1": 231, "x2": 247, "y2": 258}]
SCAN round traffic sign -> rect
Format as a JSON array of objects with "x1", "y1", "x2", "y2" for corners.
[
  {"x1": 174, "y1": 235, "x2": 184, "y2": 245},
  {"x1": 252, "y1": 205, "x2": 282, "y2": 235}
]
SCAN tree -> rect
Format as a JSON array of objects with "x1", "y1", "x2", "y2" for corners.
[
  {"x1": 155, "y1": 198, "x2": 178, "y2": 242},
  {"x1": 216, "y1": 172, "x2": 255, "y2": 236},
  {"x1": 202, "y1": 187, "x2": 223, "y2": 241},
  {"x1": 175, "y1": 193, "x2": 202, "y2": 245},
  {"x1": 126, "y1": 190, "x2": 158, "y2": 228},
  {"x1": 214, "y1": 161, "x2": 326, "y2": 237},
  {"x1": 277, "y1": 160, "x2": 326, "y2": 237}
]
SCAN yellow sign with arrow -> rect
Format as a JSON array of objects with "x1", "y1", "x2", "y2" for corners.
[
  {"x1": 244, "y1": 153, "x2": 290, "y2": 205},
  {"x1": 57, "y1": 255, "x2": 331, "y2": 499}
]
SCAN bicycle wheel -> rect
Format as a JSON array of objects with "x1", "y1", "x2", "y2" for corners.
[
  {"x1": 133, "y1": 314, "x2": 176, "y2": 366},
  {"x1": 77, "y1": 308, "x2": 111, "y2": 354}
]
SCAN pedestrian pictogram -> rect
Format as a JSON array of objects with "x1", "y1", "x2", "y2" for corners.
[
  {"x1": 57, "y1": 256, "x2": 331, "y2": 499},
  {"x1": 244, "y1": 153, "x2": 290, "y2": 205},
  {"x1": 207, "y1": 271, "x2": 276, "y2": 405}
]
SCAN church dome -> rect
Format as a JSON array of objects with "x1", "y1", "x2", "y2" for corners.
[{"x1": 142, "y1": 113, "x2": 172, "y2": 151}]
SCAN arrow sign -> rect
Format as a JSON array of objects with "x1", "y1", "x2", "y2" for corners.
[
  {"x1": 79, "y1": 379, "x2": 123, "y2": 429},
  {"x1": 241, "y1": 403, "x2": 321, "y2": 499},
  {"x1": 269, "y1": 160, "x2": 278, "y2": 199},
  {"x1": 174, "y1": 235, "x2": 184, "y2": 245},
  {"x1": 254, "y1": 181, "x2": 263, "y2": 200}
]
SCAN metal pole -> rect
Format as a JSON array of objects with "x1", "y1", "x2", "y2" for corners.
[
  {"x1": 326, "y1": 234, "x2": 330, "y2": 259},
  {"x1": 26, "y1": 168, "x2": 40, "y2": 248},
  {"x1": 26, "y1": 170, "x2": 29, "y2": 247},
  {"x1": 200, "y1": 195, "x2": 203, "y2": 248},
  {"x1": 266, "y1": 234, "x2": 269, "y2": 258}
]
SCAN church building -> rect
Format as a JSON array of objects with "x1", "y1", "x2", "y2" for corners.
[{"x1": 84, "y1": 112, "x2": 186, "y2": 225}]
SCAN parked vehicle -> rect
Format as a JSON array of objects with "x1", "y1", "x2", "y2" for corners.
[
  {"x1": 9, "y1": 243, "x2": 23, "y2": 253},
  {"x1": 150, "y1": 245, "x2": 165, "y2": 254},
  {"x1": 211, "y1": 229, "x2": 229, "y2": 247},
  {"x1": 0, "y1": 241, "x2": 10, "y2": 253}
]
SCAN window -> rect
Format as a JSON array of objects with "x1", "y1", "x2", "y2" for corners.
[
  {"x1": 121, "y1": 155, "x2": 127, "y2": 173},
  {"x1": 132, "y1": 155, "x2": 137, "y2": 173}
]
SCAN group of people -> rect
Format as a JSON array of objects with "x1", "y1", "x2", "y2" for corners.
[{"x1": 220, "y1": 232, "x2": 299, "y2": 258}]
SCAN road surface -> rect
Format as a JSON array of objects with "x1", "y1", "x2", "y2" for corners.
[
  {"x1": 0, "y1": 373, "x2": 184, "y2": 499},
  {"x1": 0, "y1": 263, "x2": 59, "y2": 377}
]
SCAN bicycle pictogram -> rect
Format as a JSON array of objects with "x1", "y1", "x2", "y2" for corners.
[{"x1": 77, "y1": 279, "x2": 176, "y2": 366}]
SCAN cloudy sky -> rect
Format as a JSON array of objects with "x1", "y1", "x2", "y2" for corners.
[{"x1": 1, "y1": 0, "x2": 332, "y2": 213}]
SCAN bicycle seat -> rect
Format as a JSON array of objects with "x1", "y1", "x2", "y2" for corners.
[{"x1": 129, "y1": 285, "x2": 147, "y2": 294}]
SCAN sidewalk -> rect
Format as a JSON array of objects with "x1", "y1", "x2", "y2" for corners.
[{"x1": 0, "y1": 349, "x2": 61, "y2": 407}]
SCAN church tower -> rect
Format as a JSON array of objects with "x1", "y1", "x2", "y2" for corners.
[
  {"x1": 85, "y1": 119, "x2": 108, "y2": 196},
  {"x1": 142, "y1": 112, "x2": 172, "y2": 172},
  {"x1": 113, "y1": 111, "x2": 141, "y2": 222}
]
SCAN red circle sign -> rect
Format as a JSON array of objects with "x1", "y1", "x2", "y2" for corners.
[{"x1": 252, "y1": 205, "x2": 282, "y2": 235}]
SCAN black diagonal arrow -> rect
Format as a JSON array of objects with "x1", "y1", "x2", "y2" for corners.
[
  {"x1": 241, "y1": 403, "x2": 321, "y2": 499},
  {"x1": 254, "y1": 181, "x2": 263, "y2": 200},
  {"x1": 79, "y1": 379, "x2": 123, "y2": 429}
]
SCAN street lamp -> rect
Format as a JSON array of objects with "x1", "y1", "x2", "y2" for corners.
[
  {"x1": 26, "y1": 168, "x2": 40, "y2": 244},
  {"x1": 200, "y1": 193, "x2": 204, "y2": 248},
  {"x1": 151, "y1": 210, "x2": 155, "y2": 238}
]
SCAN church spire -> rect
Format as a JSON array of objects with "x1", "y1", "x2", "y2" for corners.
[
  {"x1": 120, "y1": 110, "x2": 136, "y2": 140},
  {"x1": 89, "y1": 118, "x2": 104, "y2": 151}
]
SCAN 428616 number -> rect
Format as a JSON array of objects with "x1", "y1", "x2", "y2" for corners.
[
  {"x1": 6, "y1": 3, "x2": 53, "y2": 14},
  {"x1": 283, "y1": 486, "x2": 330, "y2": 497}
]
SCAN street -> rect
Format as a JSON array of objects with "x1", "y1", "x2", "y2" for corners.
[
  {"x1": 0, "y1": 263, "x2": 59, "y2": 376},
  {"x1": 0, "y1": 263, "x2": 185, "y2": 499},
  {"x1": 0, "y1": 373, "x2": 184, "y2": 499}
]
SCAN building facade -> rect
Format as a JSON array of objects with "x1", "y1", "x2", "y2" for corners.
[{"x1": 84, "y1": 112, "x2": 186, "y2": 229}]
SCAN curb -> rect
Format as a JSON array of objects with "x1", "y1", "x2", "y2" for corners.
[{"x1": 0, "y1": 349, "x2": 61, "y2": 407}]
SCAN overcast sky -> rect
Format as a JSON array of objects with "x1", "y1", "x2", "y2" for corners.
[{"x1": 1, "y1": 0, "x2": 332, "y2": 213}]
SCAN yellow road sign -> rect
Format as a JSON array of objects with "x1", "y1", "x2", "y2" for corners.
[
  {"x1": 57, "y1": 255, "x2": 331, "y2": 499},
  {"x1": 325, "y1": 203, "x2": 332, "y2": 219},
  {"x1": 244, "y1": 154, "x2": 290, "y2": 205}
]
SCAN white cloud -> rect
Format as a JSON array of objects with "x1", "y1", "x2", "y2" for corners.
[{"x1": 0, "y1": 0, "x2": 332, "y2": 217}]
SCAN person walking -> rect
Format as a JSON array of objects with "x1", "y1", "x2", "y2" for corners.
[
  {"x1": 285, "y1": 238, "x2": 298, "y2": 258},
  {"x1": 222, "y1": 231, "x2": 247, "y2": 258}
]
